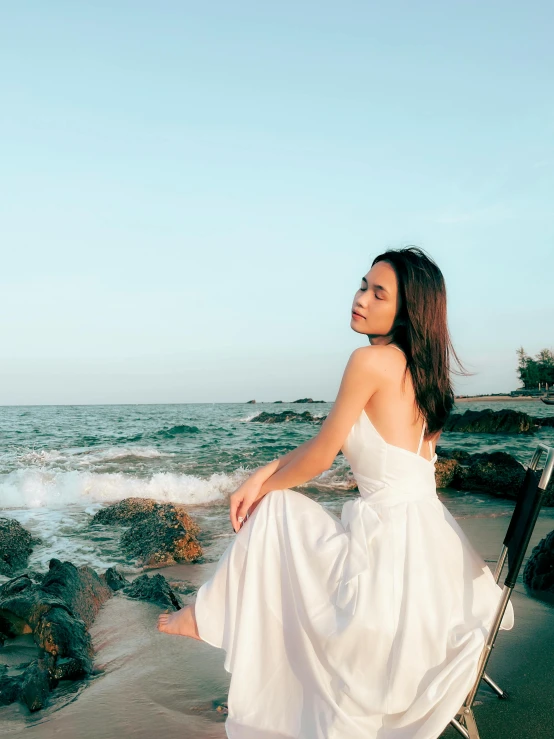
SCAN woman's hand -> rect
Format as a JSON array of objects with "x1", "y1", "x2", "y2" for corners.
[{"x1": 229, "y1": 473, "x2": 266, "y2": 533}]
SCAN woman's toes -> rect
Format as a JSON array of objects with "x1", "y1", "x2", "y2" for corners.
[
  {"x1": 157, "y1": 612, "x2": 171, "y2": 631},
  {"x1": 156, "y1": 605, "x2": 202, "y2": 640}
]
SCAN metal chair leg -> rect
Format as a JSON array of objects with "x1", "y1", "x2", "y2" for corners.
[
  {"x1": 450, "y1": 707, "x2": 481, "y2": 739},
  {"x1": 461, "y1": 708, "x2": 481, "y2": 738},
  {"x1": 482, "y1": 671, "x2": 508, "y2": 699},
  {"x1": 450, "y1": 717, "x2": 470, "y2": 738}
]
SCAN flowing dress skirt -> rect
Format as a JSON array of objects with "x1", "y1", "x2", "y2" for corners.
[{"x1": 194, "y1": 486, "x2": 513, "y2": 739}]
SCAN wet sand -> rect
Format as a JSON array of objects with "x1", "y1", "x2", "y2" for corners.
[{"x1": 1, "y1": 508, "x2": 553, "y2": 738}]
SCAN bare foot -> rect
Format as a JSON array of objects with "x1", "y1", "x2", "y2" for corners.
[{"x1": 157, "y1": 603, "x2": 202, "y2": 640}]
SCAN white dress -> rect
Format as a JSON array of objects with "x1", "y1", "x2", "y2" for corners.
[{"x1": 194, "y1": 405, "x2": 514, "y2": 739}]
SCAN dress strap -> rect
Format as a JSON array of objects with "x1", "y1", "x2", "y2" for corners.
[
  {"x1": 416, "y1": 420, "x2": 426, "y2": 456},
  {"x1": 389, "y1": 344, "x2": 404, "y2": 354}
]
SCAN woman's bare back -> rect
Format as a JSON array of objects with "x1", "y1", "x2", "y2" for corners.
[{"x1": 363, "y1": 344, "x2": 439, "y2": 461}]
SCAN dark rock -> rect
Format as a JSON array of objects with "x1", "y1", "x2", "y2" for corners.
[
  {"x1": 153, "y1": 424, "x2": 199, "y2": 439},
  {"x1": 0, "y1": 674, "x2": 21, "y2": 706},
  {"x1": 453, "y1": 451, "x2": 525, "y2": 498},
  {"x1": 104, "y1": 566, "x2": 128, "y2": 591},
  {"x1": 435, "y1": 457, "x2": 460, "y2": 488},
  {"x1": 52, "y1": 656, "x2": 86, "y2": 681},
  {"x1": 0, "y1": 517, "x2": 41, "y2": 577},
  {"x1": 523, "y1": 530, "x2": 554, "y2": 593},
  {"x1": 23, "y1": 569, "x2": 46, "y2": 583},
  {"x1": 166, "y1": 579, "x2": 197, "y2": 596},
  {"x1": 534, "y1": 416, "x2": 554, "y2": 428},
  {"x1": 92, "y1": 498, "x2": 203, "y2": 569},
  {"x1": 124, "y1": 573, "x2": 183, "y2": 610},
  {"x1": 40, "y1": 558, "x2": 112, "y2": 628},
  {"x1": 20, "y1": 658, "x2": 53, "y2": 712},
  {"x1": 444, "y1": 409, "x2": 535, "y2": 434},
  {"x1": 0, "y1": 574, "x2": 61, "y2": 634},
  {"x1": 273, "y1": 400, "x2": 283, "y2": 403},
  {"x1": 435, "y1": 447, "x2": 472, "y2": 462},
  {"x1": 34, "y1": 605, "x2": 92, "y2": 673},
  {"x1": 13, "y1": 660, "x2": 33, "y2": 670},
  {"x1": 291, "y1": 398, "x2": 326, "y2": 403},
  {"x1": 246, "y1": 399, "x2": 256, "y2": 403},
  {"x1": 434, "y1": 448, "x2": 554, "y2": 506},
  {"x1": 250, "y1": 410, "x2": 325, "y2": 424},
  {"x1": 0, "y1": 558, "x2": 113, "y2": 712}
]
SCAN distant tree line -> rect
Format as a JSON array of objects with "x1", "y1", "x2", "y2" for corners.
[{"x1": 517, "y1": 347, "x2": 554, "y2": 388}]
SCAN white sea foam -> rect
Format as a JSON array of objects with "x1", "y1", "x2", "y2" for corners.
[
  {"x1": 313, "y1": 464, "x2": 358, "y2": 490},
  {"x1": 17, "y1": 449, "x2": 69, "y2": 465},
  {"x1": 75, "y1": 446, "x2": 169, "y2": 464},
  {"x1": 17, "y1": 446, "x2": 169, "y2": 468},
  {"x1": 0, "y1": 467, "x2": 251, "y2": 510},
  {"x1": 237, "y1": 412, "x2": 262, "y2": 422},
  {"x1": 0, "y1": 505, "x2": 143, "y2": 578}
]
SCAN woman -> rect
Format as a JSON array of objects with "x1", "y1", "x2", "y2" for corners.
[{"x1": 158, "y1": 247, "x2": 514, "y2": 738}]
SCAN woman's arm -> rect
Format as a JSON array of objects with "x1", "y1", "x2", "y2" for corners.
[
  {"x1": 254, "y1": 348, "x2": 382, "y2": 498},
  {"x1": 229, "y1": 436, "x2": 321, "y2": 532},
  {"x1": 247, "y1": 437, "x2": 318, "y2": 485},
  {"x1": 230, "y1": 347, "x2": 380, "y2": 530}
]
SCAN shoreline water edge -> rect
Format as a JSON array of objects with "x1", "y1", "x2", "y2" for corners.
[{"x1": 1, "y1": 399, "x2": 554, "y2": 738}]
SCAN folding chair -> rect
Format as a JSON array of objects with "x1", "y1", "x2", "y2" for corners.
[{"x1": 449, "y1": 443, "x2": 554, "y2": 739}]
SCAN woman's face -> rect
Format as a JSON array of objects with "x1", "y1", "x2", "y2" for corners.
[{"x1": 350, "y1": 261, "x2": 400, "y2": 341}]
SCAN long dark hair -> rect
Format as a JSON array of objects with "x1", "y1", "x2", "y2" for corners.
[{"x1": 371, "y1": 246, "x2": 464, "y2": 435}]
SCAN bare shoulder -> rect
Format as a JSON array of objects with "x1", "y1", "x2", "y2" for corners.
[{"x1": 348, "y1": 344, "x2": 406, "y2": 378}]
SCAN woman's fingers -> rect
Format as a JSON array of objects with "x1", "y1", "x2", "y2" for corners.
[
  {"x1": 229, "y1": 494, "x2": 241, "y2": 532},
  {"x1": 230, "y1": 492, "x2": 256, "y2": 533},
  {"x1": 236, "y1": 497, "x2": 254, "y2": 525}
]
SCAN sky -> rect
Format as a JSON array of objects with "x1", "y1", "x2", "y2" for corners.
[{"x1": 1, "y1": 1, "x2": 553, "y2": 405}]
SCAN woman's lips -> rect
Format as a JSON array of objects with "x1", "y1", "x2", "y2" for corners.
[{"x1": 352, "y1": 311, "x2": 364, "y2": 320}]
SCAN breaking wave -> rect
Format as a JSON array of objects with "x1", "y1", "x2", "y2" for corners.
[{"x1": 0, "y1": 467, "x2": 250, "y2": 510}]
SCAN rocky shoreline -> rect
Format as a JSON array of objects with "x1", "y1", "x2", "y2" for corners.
[
  {"x1": 250, "y1": 407, "x2": 554, "y2": 433},
  {"x1": 0, "y1": 556, "x2": 188, "y2": 712},
  {"x1": 0, "y1": 519, "x2": 42, "y2": 579},
  {"x1": 246, "y1": 398, "x2": 327, "y2": 404},
  {"x1": 90, "y1": 498, "x2": 204, "y2": 569},
  {"x1": 434, "y1": 449, "x2": 554, "y2": 505},
  {"x1": 0, "y1": 498, "x2": 204, "y2": 712}
]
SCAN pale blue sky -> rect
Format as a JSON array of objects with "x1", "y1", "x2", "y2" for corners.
[{"x1": 1, "y1": 1, "x2": 553, "y2": 404}]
